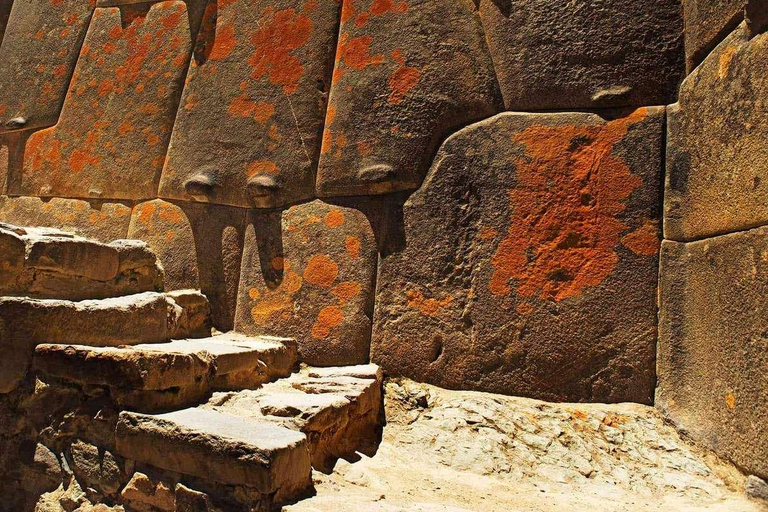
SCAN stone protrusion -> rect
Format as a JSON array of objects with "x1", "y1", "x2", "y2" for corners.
[{"x1": 115, "y1": 408, "x2": 313, "y2": 504}]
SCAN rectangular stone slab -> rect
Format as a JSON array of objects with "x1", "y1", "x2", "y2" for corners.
[
  {"x1": 477, "y1": 0, "x2": 684, "y2": 110},
  {"x1": 159, "y1": 0, "x2": 341, "y2": 209},
  {"x1": 15, "y1": 1, "x2": 197, "y2": 200},
  {"x1": 0, "y1": 0, "x2": 94, "y2": 133},
  {"x1": 664, "y1": 22, "x2": 768, "y2": 241},
  {"x1": 372, "y1": 108, "x2": 664, "y2": 403},
  {"x1": 658, "y1": 228, "x2": 768, "y2": 480},
  {"x1": 115, "y1": 408, "x2": 312, "y2": 502}
]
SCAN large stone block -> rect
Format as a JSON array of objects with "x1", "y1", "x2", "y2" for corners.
[
  {"x1": 665, "y1": 23, "x2": 768, "y2": 241},
  {"x1": 372, "y1": 108, "x2": 664, "y2": 403},
  {"x1": 0, "y1": 196, "x2": 131, "y2": 242},
  {"x1": 128, "y1": 199, "x2": 247, "y2": 331},
  {"x1": 15, "y1": 1, "x2": 197, "y2": 200},
  {"x1": 315, "y1": 0, "x2": 501, "y2": 198},
  {"x1": 477, "y1": 0, "x2": 684, "y2": 110},
  {"x1": 658, "y1": 228, "x2": 768, "y2": 480},
  {"x1": 0, "y1": 0, "x2": 94, "y2": 133},
  {"x1": 159, "y1": 0, "x2": 340, "y2": 209},
  {"x1": 235, "y1": 200, "x2": 378, "y2": 366},
  {"x1": 682, "y1": 0, "x2": 746, "y2": 71}
]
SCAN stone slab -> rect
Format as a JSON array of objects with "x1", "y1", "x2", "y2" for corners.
[
  {"x1": 682, "y1": 0, "x2": 746, "y2": 71},
  {"x1": 115, "y1": 408, "x2": 313, "y2": 502},
  {"x1": 372, "y1": 108, "x2": 664, "y2": 403},
  {"x1": 235, "y1": 200, "x2": 377, "y2": 366},
  {"x1": 315, "y1": 0, "x2": 501, "y2": 198},
  {"x1": 0, "y1": 0, "x2": 94, "y2": 133},
  {"x1": 128, "y1": 199, "x2": 247, "y2": 331},
  {"x1": 477, "y1": 0, "x2": 684, "y2": 110},
  {"x1": 159, "y1": 0, "x2": 341, "y2": 209},
  {"x1": 664, "y1": 22, "x2": 768, "y2": 241},
  {"x1": 15, "y1": 1, "x2": 196, "y2": 200},
  {"x1": 658, "y1": 228, "x2": 768, "y2": 480}
]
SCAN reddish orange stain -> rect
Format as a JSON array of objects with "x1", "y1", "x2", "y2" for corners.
[
  {"x1": 345, "y1": 236, "x2": 360, "y2": 259},
  {"x1": 247, "y1": 160, "x2": 279, "y2": 178},
  {"x1": 303, "y1": 254, "x2": 339, "y2": 288},
  {"x1": 406, "y1": 289, "x2": 453, "y2": 317},
  {"x1": 311, "y1": 305, "x2": 344, "y2": 339},
  {"x1": 490, "y1": 109, "x2": 648, "y2": 302},
  {"x1": 388, "y1": 65, "x2": 419, "y2": 104},
  {"x1": 324, "y1": 209, "x2": 345, "y2": 228},
  {"x1": 370, "y1": 0, "x2": 407, "y2": 15},
  {"x1": 621, "y1": 220, "x2": 660, "y2": 256},
  {"x1": 209, "y1": 22, "x2": 236, "y2": 61},
  {"x1": 228, "y1": 94, "x2": 275, "y2": 123}
]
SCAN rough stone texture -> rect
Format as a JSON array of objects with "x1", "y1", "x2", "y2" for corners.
[
  {"x1": 477, "y1": 0, "x2": 684, "y2": 110},
  {"x1": 373, "y1": 108, "x2": 664, "y2": 403},
  {"x1": 746, "y1": 475, "x2": 768, "y2": 502},
  {"x1": 120, "y1": 472, "x2": 175, "y2": 512},
  {"x1": 235, "y1": 200, "x2": 378, "y2": 367},
  {"x1": 0, "y1": 0, "x2": 94, "y2": 133},
  {"x1": 15, "y1": 1, "x2": 196, "y2": 200},
  {"x1": 159, "y1": 0, "x2": 340, "y2": 209},
  {"x1": 0, "y1": 0, "x2": 11, "y2": 44},
  {"x1": 204, "y1": 364, "x2": 384, "y2": 472},
  {"x1": 0, "y1": 196, "x2": 132, "y2": 243},
  {"x1": 315, "y1": 0, "x2": 501, "y2": 198},
  {"x1": 115, "y1": 408, "x2": 313, "y2": 503},
  {"x1": 657, "y1": 228, "x2": 768, "y2": 481},
  {"x1": 128, "y1": 199, "x2": 246, "y2": 331},
  {"x1": 682, "y1": 0, "x2": 747, "y2": 71},
  {"x1": 665, "y1": 23, "x2": 768, "y2": 241},
  {"x1": 0, "y1": 291, "x2": 210, "y2": 393}
]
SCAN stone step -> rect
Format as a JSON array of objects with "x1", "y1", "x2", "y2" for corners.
[
  {"x1": 114, "y1": 408, "x2": 313, "y2": 507},
  {"x1": 0, "y1": 291, "x2": 211, "y2": 393},
  {"x1": 204, "y1": 365, "x2": 384, "y2": 473},
  {"x1": 0, "y1": 222, "x2": 164, "y2": 300},
  {"x1": 34, "y1": 333, "x2": 297, "y2": 411}
]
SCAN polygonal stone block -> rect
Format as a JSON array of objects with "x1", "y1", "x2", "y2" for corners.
[
  {"x1": 682, "y1": 0, "x2": 746, "y2": 71},
  {"x1": 315, "y1": 0, "x2": 501, "y2": 198},
  {"x1": 665, "y1": 22, "x2": 768, "y2": 241},
  {"x1": 159, "y1": 0, "x2": 341, "y2": 209},
  {"x1": 235, "y1": 199, "x2": 377, "y2": 366},
  {"x1": 372, "y1": 108, "x2": 664, "y2": 403},
  {"x1": 658, "y1": 228, "x2": 768, "y2": 480},
  {"x1": 477, "y1": 0, "x2": 684, "y2": 110}
]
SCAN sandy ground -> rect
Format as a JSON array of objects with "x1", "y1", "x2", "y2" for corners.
[{"x1": 286, "y1": 379, "x2": 767, "y2": 512}]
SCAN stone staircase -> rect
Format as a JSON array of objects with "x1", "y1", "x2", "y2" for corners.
[{"x1": 0, "y1": 223, "x2": 384, "y2": 511}]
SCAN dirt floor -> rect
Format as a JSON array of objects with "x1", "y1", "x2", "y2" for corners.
[{"x1": 286, "y1": 379, "x2": 767, "y2": 512}]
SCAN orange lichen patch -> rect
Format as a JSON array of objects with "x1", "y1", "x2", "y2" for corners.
[
  {"x1": 725, "y1": 391, "x2": 736, "y2": 410},
  {"x1": 248, "y1": 287, "x2": 260, "y2": 300},
  {"x1": 271, "y1": 256, "x2": 289, "y2": 271},
  {"x1": 333, "y1": 281, "x2": 361, "y2": 305},
  {"x1": 406, "y1": 289, "x2": 453, "y2": 317},
  {"x1": 324, "y1": 209, "x2": 345, "y2": 228},
  {"x1": 332, "y1": 32, "x2": 384, "y2": 84},
  {"x1": 516, "y1": 302, "x2": 534, "y2": 316},
  {"x1": 345, "y1": 236, "x2": 361, "y2": 259},
  {"x1": 621, "y1": 220, "x2": 660, "y2": 256},
  {"x1": 718, "y1": 46, "x2": 737, "y2": 80},
  {"x1": 479, "y1": 226, "x2": 498, "y2": 241},
  {"x1": 311, "y1": 305, "x2": 344, "y2": 339},
  {"x1": 249, "y1": 8, "x2": 312, "y2": 95},
  {"x1": 251, "y1": 295, "x2": 292, "y2": 326},
  {"x1": 247, "y1": 160, "x2": 279, "y2": 177},
  {"x1": 388, "y1": 65, "x2": 419, "y2": 104},
  {"x1": 209, "y1": 22, "x2": 236, "y2": 61},
  {"x1": 228, "y1": 94, "x2": 275, "y2": 123},
  {"x1": 370, "y1": 0, "x2": 407, "y2": 15},
  {"x1": 303, "y1": 254, "x2": 339, "y2": 287},
  {"x1": 490, "y1": 109, "x2": 647, "y2": 302},
  {"x1": 282, "y1": 270, "x2": 303, "y2": 294},
  {"x1": 136, "y1": 202, "x2": 157, "y2": 226},
  {"x1": 68, "y1": 149, "x2": 99, "y2": 173},
  {"x1": 340, "y1": 0, "x2": 356, "y2": 23}
]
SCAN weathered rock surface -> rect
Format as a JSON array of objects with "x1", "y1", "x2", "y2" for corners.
[
  {"x1": 0, "y1": 0, "x2": 11, "y2": 44},
  {"x1": 128, "y1": 199, "x2": 246, "y2": 331},
  {"x1": 315, "y1": 0, "x2": 501, "y2": 197},
  {"x1": 288, "y1": 379, "x2": 761, "y2": 512},
  {"x1": 235, "y1": 200, "x2": 377, "y2": 366},
  {"x1": 665, "y1": 22, "x2": 768, "y2": 241},
  {"x1": 204, "y1": 364, "x2": 384, "y2": 472},
  {"x1": 373, "y1": 108, "x2": 664, "y2": 403},
  {"x1": 0, "y1": 0, "x2": 94, "y2": 133},
  {"x1": 658, "y1": 228, "x2": 768, "y2": 481},
  {"x1": 682, "y1": 0, "x2": 747, "y2": 71},
  {"x1": 0, "y1": 290, "x2": 210, "y2": 393},
  {"x1": 34, "y1": 333, "x2": 297, "y2": 410},
  {"x1": 159, "y1": 0, "x2": 340, "y2": 209},
  {"x1": 15, "y1": 1, "x2": 197, "y2": 200},
  {"x1": 0, "y1": 223, "x2": 163, "y2": 300},
  {"x1": 477, "y1": 0, "x2": 684, "y2": 110},
  {"x1": 0, "y1": 196, "x2": 132, "y2": 243},
  {"x1": 115, "y1": 408, "x2": 313, "y2": 503}
]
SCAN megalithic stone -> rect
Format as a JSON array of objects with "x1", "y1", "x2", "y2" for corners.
[
  {"x1": 158, "y1": 0, "x2": 341, "y2": 209},
  {"x1": 14, "y1": 1, "x2": 203, "y2": 200},
  {"x1": 477, "y1": 0, "x2": 684, "y2": 110},
  {"x1": 0, "y1": 0, "x2": 96, "y2": 133},
  {"x1": 315, "y1": 0, "x2": 502, "y2": 198},
  {"x1": 372, "y1": 107, "x2": 664, "y2": 404}
]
